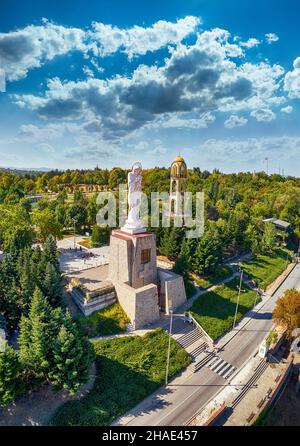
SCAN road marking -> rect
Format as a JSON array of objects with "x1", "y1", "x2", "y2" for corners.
[
  {"x1": 205, "y1": 355, "x2": 236, "y2": 380},
  {"x1": 150, "y1": 372, "x2": 218, "y2": 426}
]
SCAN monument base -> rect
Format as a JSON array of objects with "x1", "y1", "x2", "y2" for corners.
[
  {"x1": 109, "y1": 230, "x2": 157, "y2": 288},
  {"x1": 121, "y1": 225, "x2": 146, "y2": 235},
  {"x1": 108, "y1": 229, "x2": 159, "y2": 329},
  {"x1": 108, "y1": 229, "x2": 187, "y2": 329}
]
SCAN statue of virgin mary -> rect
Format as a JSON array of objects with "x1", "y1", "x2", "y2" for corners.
[{"x1": 122, "y1": 162, "x2": 145, "y2": 233}]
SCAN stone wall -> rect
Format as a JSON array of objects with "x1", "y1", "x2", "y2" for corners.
[
  {"x1": 158, "y1": 268, "x2": 186, "y2": 314},
  {"x1": 71, "y1": 286, "x2": 117, "y2": 316},
  {"x1": 109, "y1": 234, "x2": 132, "y2": 284},
  {"x1": 109, "y1": 230, "x2": 157, "y2": 288},
  {"x1": 114, "y1": 281, "x2": 159, "y2": 329}
]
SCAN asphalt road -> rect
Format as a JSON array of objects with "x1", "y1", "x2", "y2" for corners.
[{"x1": 125, "y1": 263, "x2": 300, "y2": 426}]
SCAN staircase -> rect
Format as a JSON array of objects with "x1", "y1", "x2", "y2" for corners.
[{"x1": 171, "y1": 320, "x2": 209, "y2": 363}]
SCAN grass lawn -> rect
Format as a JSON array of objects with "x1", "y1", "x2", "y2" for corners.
[
  {"x1": 190, "y1": 278, "x2": 257, "y2": 340},
  {"x1": 193, "y1": 265, "x2": 232, "y2": 290},
  {"x1": 77, "y1": 238, "x2": 92, "y2": 249},
  {"x1": 242, "y1": 248, "x2": 291, "y2": 289},
  {"x1": 50, "y1": 329, "x2": 191, "y2": 426},
  {"x1": 74, "y1": 303, "x2": 130, "y2": 337}
]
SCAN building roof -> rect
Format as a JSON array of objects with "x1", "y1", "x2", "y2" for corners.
[
  {"x1": 263, "y1": 218, "x2": 291, "y2": 229},
  {"x1": 174, "y1": 155, "x2": 185, "y2": 162}
]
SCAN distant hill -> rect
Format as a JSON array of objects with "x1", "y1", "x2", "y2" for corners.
[{"x1": 0, "y1": 166, "x2": 51, "y2": 174}]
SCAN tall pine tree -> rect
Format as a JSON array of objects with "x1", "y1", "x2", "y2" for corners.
[
  {"x1": 49, "y1": 312, "x2": 94, "y2": 395},
  {"x1": 43, "y1": 262, "x2": 62, "y2": 307},
  {"x1": 18, "y1": 287, "x2": 52, "y2": 383},
  {"x1": 0, "y1": 345, "x2": 23, "y2": 406}
]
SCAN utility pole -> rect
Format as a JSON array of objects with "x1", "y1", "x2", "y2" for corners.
[
  {"x1": 165, "y1": 309, "x2": 173, "y2": 386},
  {"x1": 233, "y1": 268, "x2": 244, "y2": 330}
]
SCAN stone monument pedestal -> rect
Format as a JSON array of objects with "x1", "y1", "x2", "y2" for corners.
[
  {"x1": 109, "y1": 229, "x2": 157, "y2": 288},
  {"x1": 108, "y1": 229, "x2": 160, "y2": 329}
]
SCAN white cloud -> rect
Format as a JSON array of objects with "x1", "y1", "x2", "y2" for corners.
[
  {"x1": 199, "y1": 136, "x2": 300, "y2": 161},
  {"x1": 250, "y1": 108, "x2": 276, "y2": 122},
  {"x1": 147, "y1": 145, "x2": 167, "y2": 156},
  {"x1": 90, "y1": 16, "x2": 201, "y2": 58},
  {"x1": 265, "y1": 33, "x2": 279, "y2": 44},
  {"x1": 82, "y1": 66, "x2": 94, "y2": 78},
  {"x1": 18, "y1": 123, "x2": 65, "y2": 142},
  {"x1": 152, "y1": 112, "x2": 216, "y2": 129},
  {"x1": 0, "y1": 16, "x2": 200, "y2": 81},
  {"x1": 240, "y1": 38, "x2": 261, "y2": 48},
  {"x1": 224, "y1": 115, "x2": 248, "y2": 128},
  {"x1": 280, "y1": 105, "x2": 293, "y2": 113},
  {"x1": 0, "y1": 22, "x2": 86, "y2": 81},
  {"x1": 37, "y1": 143, "x2": 55, "y2": 153},
  {"x1": 284, "y1": 57, "x2": 300, "y2": 98},
  {"x1": 13, "y1": 26, "x2": 285, "y2": 141}
]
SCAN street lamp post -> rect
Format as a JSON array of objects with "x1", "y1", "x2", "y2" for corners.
[
  {"x1": 165, "y1": 309, "x2": 173, "y2": 386},
  {"x1": 232, "y1": 267, "x2": 244, "y2": 330},
  {"x1": 72, "y1": 218, "x2": 77, "y2": 250},
  {"x1": 254, "y1": 289, "x2": 259, "y2": 308},
  {"x1": 285, "y1": 250, "x2": 290, "y2": 269}
]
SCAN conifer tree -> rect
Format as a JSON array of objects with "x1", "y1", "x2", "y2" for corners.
[
  {"x1": 192, "y1": 231, "x2": 222, "y2": 276},
  {"x1": 0, "y1": 345, "x2": 23, "y2": 406},
  {"x1": 43, "y1": 262, "x2": 62, "y2": 307},
  {"x1": 160, "y1": 227, "x2": 183, "y2": 260},
  {"x1": 49, "y1": 312, "x2": 94, "y2": 395},
  {"x1": 18, "y1": 248, "x2": 35, "y2": 313},
  {"x1": 18, "y1": 287, "x2": 52, "y2": 382},
  {"x1": 43, "y1": 235, "x2": 59, "y2": 271},
  {"x1": 31, "y1": 245, "x2": 42, "y2": 264}
]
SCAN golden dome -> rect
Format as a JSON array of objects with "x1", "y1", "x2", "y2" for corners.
[{"x1": 170, "y1": 155, "x2": 187, "y2": 179}]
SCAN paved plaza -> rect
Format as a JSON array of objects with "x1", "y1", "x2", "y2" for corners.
[{"x1": 57, "y1": 237, "x2": 110, "y2": 273}]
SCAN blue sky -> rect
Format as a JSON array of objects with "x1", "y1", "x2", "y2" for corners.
[{"x1": 0, "y1": 0, "x2": 300, "y2": 174}]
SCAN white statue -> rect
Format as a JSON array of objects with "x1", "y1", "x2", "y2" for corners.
[{"x1": 122, "y1": 162, "x2": 145, "y2": 233}]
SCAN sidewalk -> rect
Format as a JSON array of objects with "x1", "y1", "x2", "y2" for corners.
[{"x1": 189, "y1": 355, "x2": 289, "y2": 426}]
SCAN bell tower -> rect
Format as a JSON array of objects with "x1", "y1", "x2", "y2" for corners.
[{"x1": 169, "y1": 155, "x2": 187, "y2": 217}]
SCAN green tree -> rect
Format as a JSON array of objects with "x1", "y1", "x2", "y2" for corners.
[
  {"x1": 18, "y1": 250, "x2": 35, "y2": 313},
  {"x1": 32, "y1": 209, "x2": 63, "y2": 242},
  {"x1": 245, "y1": 223, "x2": 260, "y2": 255},
  {"x1": 159, "y1": 227, "x2": 183, "y2": 260},
  {"x1": 66, "y1": 204, "x2": 87, "y2": 233},
  {"x1": 43, "y1": 262, "x2": 62, "y2": 307},
  {"x1": 261, "y1": 222, "x2": 277, "y2": 253},
  {"x1": 173, "y1": 253, "x2": 195, "y2": 298},
  {"x1": 43, "y1": 235, "x2": 60, "y2": 271},
  {"x1": 86, "y1": 195, "x2": 99, "y2": 227},
  {"x1": 91, "y1": 225, "x2": 110, "y2": 247},
  {"x1": 18, "y1": 288, "x2": 52, "y2": 382},
  {"x1": 108, "y1": 168, "x2": 126, "y2": 190},
  {"x1": 192, "y1": 231, "x2": 222, "y2": 276},
  {"x1": 55, "y1": 203, "x2": 68, "y2": 227},
  {"x1": 0, "y1": 346, "x2": 23, "y2": 406},
  {"x1": 49, "y1": 312, "x2": 94, "y2": 395}
]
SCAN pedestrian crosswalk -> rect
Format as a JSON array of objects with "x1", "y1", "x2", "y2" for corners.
[
  {"x1": 195, "y1": 353, "x2": 236, "y2": 380},
  {"x1": 171, "y1": 319, "x2": 237, "y2": 381}
]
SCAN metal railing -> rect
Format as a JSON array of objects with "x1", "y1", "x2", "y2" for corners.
[{"x1": 187, "y1": 311, "x2": 214, "y2": 344}]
